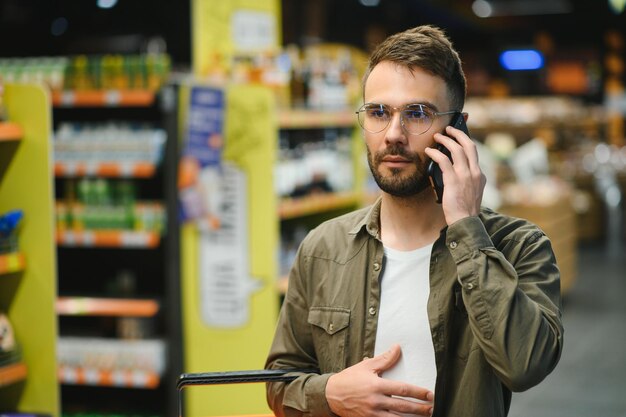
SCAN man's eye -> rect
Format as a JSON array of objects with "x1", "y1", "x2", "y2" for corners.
[
  {"x1": 367, "y1": 109, "x2": 387, "y2": 118},
  {"x1": 404, "y1": 110, "x2": 428, "y2": 120}
]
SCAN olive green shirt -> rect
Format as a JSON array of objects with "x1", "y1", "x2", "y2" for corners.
[{"x1": 266, "y1": 198, "x2": 563, "y2": 417}]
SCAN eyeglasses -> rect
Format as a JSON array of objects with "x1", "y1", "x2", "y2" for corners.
[{"x1": 356, "y1": 103, "x2": 459, "y2": 135}]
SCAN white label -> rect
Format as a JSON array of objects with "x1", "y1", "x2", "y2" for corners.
[
  {"x1": 112, "y1": 370, "x2": 126, "y2": 386},
  {"x1": 231, "y1": 10, "x2": 276, "y2": 52},
  {"x1": 61, "y1": 366, "x2": 78, "y2": 384},
  {"x1": 131, "y1": 370, "x2": 149, "y2": 387},
  {"x1": 121, "y1": 231, "x2": 148, "y2": 247},
  {"x1": 105, "y1": 90, "x2": 122, "y2": 106},
  {"x1": 61, "y1": 91, "x2": 75, "y2": 107},
  {"x1": 84, "y1": 367, "x2": 100, "y2": 384}
]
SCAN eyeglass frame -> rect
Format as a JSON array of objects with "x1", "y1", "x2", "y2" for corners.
[{"x1": 355, "y1": 102, "x2": 461, "y2": 136}]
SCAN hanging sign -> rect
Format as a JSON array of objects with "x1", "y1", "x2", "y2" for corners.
[{"x1": 178, "y1": 86, "x2": 225, "y2": 226}]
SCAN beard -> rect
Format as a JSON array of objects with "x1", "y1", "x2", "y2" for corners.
[{"x1": 367, "y1": 144, "x2": 431, "y2": 197}]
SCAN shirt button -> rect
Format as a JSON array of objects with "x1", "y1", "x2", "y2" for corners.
[
  {"x1": 373, "y1": 262, "x2": 381, "y2": 271},
  {"x1": 369, "y1": 307, "x2": 377, "y2": 316},
  {"x1": 329, "y1": 323, "x2": 334, "y2": 332},
  {"x1": 449, "y1": 241, "x2": 458, "y2": 249},
  {"x1": 467, "y1": 282, "x2": 475, "y2": 290}
]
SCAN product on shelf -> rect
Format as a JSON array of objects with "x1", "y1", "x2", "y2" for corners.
[
  {"x1": 0, "y1": 53, "x2": 170, "y2": 92},
  {"x1": 203, "y1": 44, "x2": 366, "y2": 110},
  {"x1": 54, "y1": 122, "x2": 166, "y2": 166},
  {"x1": 56, "y1": 179, "x2": 164, "y2": 233},
  {"x1": 275, "y1": 127, "x2": 354, "y2": 199},
  {"x1": 57, "y1": 337, "x2": 166, "y2": 388},
  {"x1": 0, "y1": 210, "x2": 23, "y2": 254},
  {"x1": 0, "y1": 312, "x2": 21, "y2": 367}
]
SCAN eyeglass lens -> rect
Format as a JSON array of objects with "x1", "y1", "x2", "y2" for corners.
[{"x1": 357, "y1": 104, "x2": 434, "y2": 134}]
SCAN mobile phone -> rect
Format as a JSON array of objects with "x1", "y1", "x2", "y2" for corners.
[{"x1": 426, "y1": 112, "x2": 469, "y2": 204}]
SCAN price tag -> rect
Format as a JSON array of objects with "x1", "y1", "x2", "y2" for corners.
[
  {"x1": 63, "y1": 231, "x2": 77, "y2": 246},
  {"x1": 84, "y1": 367, "x2": 100, "y2": 385},
  {"x1": 119, "y1": 161, "x2": 134, "y2": 177},
  {"x1": 64, "y1": 162, "x2": 78, "y2": 176},
  {"x1": 61, "y1": 91, "x2": 75, "y2": 107},
  {"x1": 83, "y1": 231, "x2": 95, "y2": 246},
  {"x1": 61, "y1": 366, "x2": 78, "y2": 384},
  {"x1": 131, "y1": 370, "x2": 149, "y2": 387},
  {"x1": 122, "y1": 232, "x2": 148, "y2": 247},
  {"x1": 105, "y1": 90, "x2": 122, "y2": 106},
  {"x1": 85, "y1": 161, "x2": 98, "y2": 176},
  {"x1": 112, "y1": 369, "x2": 126, "y2": 386}
]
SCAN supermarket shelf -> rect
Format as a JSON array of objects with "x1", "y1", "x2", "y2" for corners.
[
  {"x1": 0, "y1": 122, "x2": 24, "y2": 142},
  {"x1": 0, "y1": 362, "x2": 28, "y2": 387},
  {"x1": 51, "y1": 89, "x2": 156, "y2": 108},
  {"x1": 279, "y1": 191, "x2": 363, "y2": 220},
  {"x1": 56, "y1": 296, "x2": 160, "y2": 317},
  {"x1": 54, "y1": 161, "x2": 157, "y2": 178},
  {"x1": 56, "y1": 230, "x2": 160, "y2": 248},
  {"x1": 0, "y1": 252, "x2": 26, "y2": 275},
  {"x1": 58, "y1": 365, "x2": 159, "y2": 389},
  {"x1": 278, "y1": 109, "x2": 355, "y2": 129}
]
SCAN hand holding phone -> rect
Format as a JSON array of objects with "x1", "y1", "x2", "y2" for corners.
[{"x1": 426, "y1": 112, "x2": 470, "y2": 204}]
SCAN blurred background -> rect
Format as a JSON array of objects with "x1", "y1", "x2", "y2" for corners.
[{"x1": 0, "y1": 1, "x2": 625, "y2": 417}]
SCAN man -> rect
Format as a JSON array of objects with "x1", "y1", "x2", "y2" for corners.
[{"x1": 265, "y1": 25, "x2": 563, "y2": 417}]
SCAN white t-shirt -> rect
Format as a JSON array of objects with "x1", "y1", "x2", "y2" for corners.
[{"x1": 374, "y1": 243, "x2": 437, "y2": 395}]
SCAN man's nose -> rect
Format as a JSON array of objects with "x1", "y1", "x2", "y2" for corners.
[{"x1": 385, "y1": 112, "x2": 407, "y2": 144}]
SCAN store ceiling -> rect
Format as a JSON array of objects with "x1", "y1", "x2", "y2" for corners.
[{"x1": 0, "y1": 0, "x2": 623, "y2": 63}]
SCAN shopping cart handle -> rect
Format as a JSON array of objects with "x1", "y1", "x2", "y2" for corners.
[{"x1": 177, "y1": 368, "x2": 318, "y2": 390}]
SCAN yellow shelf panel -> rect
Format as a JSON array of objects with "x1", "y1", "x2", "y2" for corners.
[
  {"x1": 56, "y1": 296, "x2": 160, "y2": 317},
  {"x1": 0, "y1": 252, "x2": 26, "y2": 275},
  {"x1": 1, "y1": 83, "x2": 59, "y2": 416}
]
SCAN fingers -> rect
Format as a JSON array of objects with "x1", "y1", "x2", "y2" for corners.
[
  {"x1": 367, "y1": 344, "x2": 402, "y2": 374},
  {"x1": 440, "y1": 125, "x2": 479, "y2": 169},
  {"x1": 381, "y1": 379, "x2": 434, "y2": 402},
  {"x1": 381, "y1": 394, "x2": 434, "y2": 416}
]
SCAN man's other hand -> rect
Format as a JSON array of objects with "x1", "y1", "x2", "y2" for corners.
[{"x1": 325, "y1": 344, "x2": 434, "y2": 417}]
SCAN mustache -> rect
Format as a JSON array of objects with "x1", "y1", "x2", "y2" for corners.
[{"x1": 375, "y1": 144, "x2": 420, "y2": 163}]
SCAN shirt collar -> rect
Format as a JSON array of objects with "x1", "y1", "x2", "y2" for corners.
[{"x1": 349, "y1": 196, "x2": 382, "y2": 239}]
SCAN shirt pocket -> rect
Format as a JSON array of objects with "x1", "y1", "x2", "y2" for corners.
[{"x1": 308, "y1": 306, "x2": 350, "y2": 373}]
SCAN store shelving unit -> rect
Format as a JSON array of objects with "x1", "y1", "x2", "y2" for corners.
[
  {"x1": 52, "y1": 86, "x2": 181, "y2": 417},
  {"x1": 275, "y1": 108, "x2": 366, "y2": 294},
  {"x1": 0, "y1": 84, "x2": 59, "y2": 417}
]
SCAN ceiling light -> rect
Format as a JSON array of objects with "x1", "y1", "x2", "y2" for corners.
[
  {"x1": 500, "y1": 50, "x2": 544, "y2": 71},
  {"x1": 359, "y1": 0, "x2": 381, "y2": 7},
  {"x1": 472, "y1": 0, "x2": 493, "y2": 18},
  {"x1": 97, "y1": 0, "x2": 118, "y2": 9},
  {"x1": 473, "y1": 0, "x2": 571, "y2": 17}
]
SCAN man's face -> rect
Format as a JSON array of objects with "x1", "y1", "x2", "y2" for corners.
[{"x1": 363, "y1": 61, "x2": 451, "y2": 197}]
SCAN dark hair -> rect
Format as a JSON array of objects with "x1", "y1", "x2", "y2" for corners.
[{"x1": 363, "y1": 25, "x2": 466, "y2": 111}]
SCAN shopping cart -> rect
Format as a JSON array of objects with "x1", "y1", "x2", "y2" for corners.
[{"x1": 177, "y1": 368, "x2": 316, "y2": 417}]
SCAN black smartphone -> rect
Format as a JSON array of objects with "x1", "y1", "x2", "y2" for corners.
[{"x1": 426, "y1": 112, "x2": 469, "y2": 204}]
